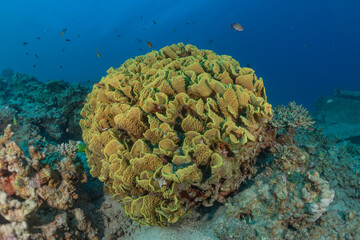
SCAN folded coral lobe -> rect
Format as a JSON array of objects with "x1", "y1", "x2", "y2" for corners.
[{"x1": 80, "y1": 43, "x2": 272, "y2": 226}]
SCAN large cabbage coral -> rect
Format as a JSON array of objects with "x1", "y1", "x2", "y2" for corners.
[{"x1": 80, "y1": 43, "x2": 272, "y2": 226}]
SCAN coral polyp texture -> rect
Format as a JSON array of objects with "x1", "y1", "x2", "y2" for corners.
[{"x1": 80, "y1": 43, "x2": 273, "y2": 226}]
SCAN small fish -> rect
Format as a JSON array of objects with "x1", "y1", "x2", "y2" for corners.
[
  {"x1": 95, "y1": 83, "x2": 104, "y2": 87},
  {"x1": 36, "y1": 37, "x2": 41, "y2": 40},
  {"x1": 59, "y1": 28, "x2": 67, "y2": 38},
  {"x1": 12, "y1": 116, "x2": 17, "y2": 126},
  {"x1": 208, "y1": 40, "x2": 213, "y2": 45},
  {"x1": 136, "y1": 38, "x2": 142, "y2": 43},
  {"x1": 78, "y1": 34, "x2": 80, "y2": 39},
  {"x1": 153, "y1": 20, "x2": 157, "y2": 24},
  {"x1": 35, "y1": 54, "x2": 39, "y2": 59},
  {"x1": 23, "y1": 42, "x2": 28, "y2": 45},
  {"x1": 304, "y1": 43, "x2": 311, "y2": 48},
  {"x1": 96, "y1": 48, "x2": 101, "y2": 58},
  {"x1": 246, "y1": 64, "x2": 251, "y2": 68},
  {"x1": 76, "y1": 141, "x2": 87, "y2": 153},
  {"x1": 61, "y1": 48, "x2": 65, "y2": 52},
  {"x1": 326, "y1": 99, "x2": 334, "y2": 104},
  {"x1": 116, "y1": 34, "x2": 121, "y2": 38},
  {"x1": 173, "y1": 28, "x2": 176, "y2": 32},
  {"x1": 33, "y1": 64, "x2": 36, "y2": 68},
  {"x1": 65, "y1": 39, "x2": 71, "y2": 42},
  {"x1": 231, "y1": 23, "x2": 243, "y2": 31},
  {"x1": 59, "y1": 65, "x2": 63, "y2": 69},
  {"x1": 186, "y1": 22, "x2": 190, "y2": 25},
  {"x1": 147, "y1": 41, "x2": 153, "y2": 48},
  {"x1": 140, "y1": 16, "x2": 143, "y2": 21},
  {"x1": 25, "y1": 52, "x2": 29, "y2": 55}
]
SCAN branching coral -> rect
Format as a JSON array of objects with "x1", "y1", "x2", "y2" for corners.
[
  {"x1": 80, "y1": 43, "x2": 273, "y2": 226},
  {"x1": 56, "y1": 142, "x2": 77, "y2": 159},
  {"x1": 271, "y1": 101, "x2": 315, "y2": 130},
  {"x1": 269, "y1": 101, "x2": 315, "y2": 145}
]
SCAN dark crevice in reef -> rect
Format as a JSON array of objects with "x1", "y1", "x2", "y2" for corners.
[
  {"x1": 198, "y1": 164, "x2": 212, "y2": 183},
  {"x1": 237, "y1": 150, "x2": 274, "y2": 193},
  {"x1": 0, "y1": 214, "x2": 9, "y2": 224}
]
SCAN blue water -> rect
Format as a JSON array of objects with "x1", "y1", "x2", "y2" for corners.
[{"x1": 0, "y1": 0, "x2": 359, "y2": 108}]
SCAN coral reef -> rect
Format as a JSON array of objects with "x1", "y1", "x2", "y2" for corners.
[
  {"x1": 0, "y1": 124, "x2": 85, "y2": 210},
  {"x1": 80, "y1": 43, "x2": 273, "y2": 226},
  {"x1": 0, "y1": 125, "x2": 97, "y2": 239},
  {"x1": 0, "y1": 106, "x2": 17, "y2": 131},
  {"x1": 1, "y1": 46, "x2": 357, "y2": 239},
  {"x1": 210, "y1": 111, "x2": 360, "y2": 239},
  {"x1": 214, "y1": 166, "x2": 335, "y2": 239},
  {"x1": 0, "y1": 72, "x2": 90, "y2": 142}
]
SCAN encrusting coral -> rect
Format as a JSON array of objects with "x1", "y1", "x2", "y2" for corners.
[{"x1": 80, "y1": 43, "x2": 273, "y2": 226}]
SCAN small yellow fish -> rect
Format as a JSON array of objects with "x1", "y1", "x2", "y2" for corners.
[
  {"x1": 13, "y1": 115, "x2": 17, "y2": 126},
  {"x1": 59, "y1": 28, "x2": 67, "y2": 38},
  {"x1": 96, "y1": 48, "x2": 101, "y2": 58}
]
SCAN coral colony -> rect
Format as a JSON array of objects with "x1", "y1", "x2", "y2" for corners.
[
  {"x1": 80, "y1": 43, "x2": 332, "y2": 227},
  {"x1": 80, "y1": 43, "x2": 273, "y2": 226}
]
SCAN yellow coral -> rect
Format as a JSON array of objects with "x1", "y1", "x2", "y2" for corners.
[
  {"x1": 181, "y1": 115, "x2": 205, "y2": 133},
  {"x1": 114, "y1": 107, "x2": 148, "y2": 135},
  {"x1": 177, "y1": 164, "x2": 202, "y2": 183},
  {"x1": 193, "y1": 144, "x2": 213, "y2": 166},
  {"x1": 80, "y1": 43, "x2": 272, "y2": 226}
]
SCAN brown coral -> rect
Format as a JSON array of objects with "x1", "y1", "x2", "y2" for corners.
[{"x1": 0, "y1": 125, "x2": 92, "y2": 239}]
